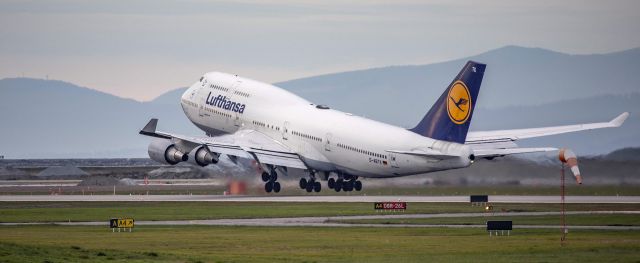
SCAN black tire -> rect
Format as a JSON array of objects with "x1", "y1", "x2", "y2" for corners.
[
  {"x1": 261, "y1": 172, "x2": 269, "y2": 182},
  {"x1": 265, "y1": 182, "x2": 273, "y2": 193},
  {"x1": 344, "y1": 181, "x2": 353, "y2": 192},
  {"x1": 305, "y1": 180, "x2": 314, "y2": 192},
  {"x1": 313, "y1": 181, "x2": 321, "y2": 192},
  {"x1": 270, "y1": 172, "x2": 278, "y2": 182},
  {"x1": 299, "y1": 178, "x2": 307, "y2": 189},
  {"x1": 334, "y1": 180, "x2": 342, "y2": 192},
  {"x1": 273, "y1": 182, "x2": 281, "y2": 193},
  {"x1": 328, "y1": 178, "x2": 335, "y2": 189},
  {"x1": 354, "y1": 180, "x2": 362, "y2": 191}
]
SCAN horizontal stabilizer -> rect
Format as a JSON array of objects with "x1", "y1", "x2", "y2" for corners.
[
  {"x1": 386, "y1": 149, "x2": 459, "y2": 160},
  {"x1": 474, "y1": 147, "x2": 557, "y2": 158}
]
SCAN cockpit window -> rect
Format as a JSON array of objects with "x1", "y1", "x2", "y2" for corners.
[{"x1": 199, "y1": 76, "x2": 204, "y2": 82}]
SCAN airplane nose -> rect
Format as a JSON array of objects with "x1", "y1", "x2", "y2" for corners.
[{"x1": 182, "y1": 82, "x2": 200, "y2": 100}]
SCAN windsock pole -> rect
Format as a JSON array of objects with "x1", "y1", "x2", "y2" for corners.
[
  {"x1": 558, "y1": 148, "x2": 581, "y2": 245},
  {"x1": 560, "y1": 162, "x2": 567, "y2": 244}
]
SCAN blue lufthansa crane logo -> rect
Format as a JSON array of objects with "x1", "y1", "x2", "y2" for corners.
[{"x1": 446, "y1": 81, "x2": 471, "y2": 124}]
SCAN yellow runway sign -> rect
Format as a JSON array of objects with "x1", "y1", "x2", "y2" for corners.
[{"x1": 110, "y1": 218, "x2": 134, "y2": 228}]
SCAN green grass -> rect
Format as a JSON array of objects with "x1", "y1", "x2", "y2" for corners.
[
  {"x1": 1, "y1": 202, "x2": 638, "y2": 223},
  {"x1": 331, "y1": 214, "x2": 640, "y2": 226},
  {"x1": 0, "y1": 225, "x2": 639, "y2": 262}
]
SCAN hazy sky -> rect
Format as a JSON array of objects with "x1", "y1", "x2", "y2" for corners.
[{"x1": 1, "y1": 0, "x2": 639, "y2": 101}]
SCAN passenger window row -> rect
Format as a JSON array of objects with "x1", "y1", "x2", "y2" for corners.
[
  {"x1": 292, "y1": 131, "x2": 321, "y2": 142},
  {"x1": 210, "y1": 84, "x2": 229, "y2": 92},
  {"x1": 206, "y1": 106, "x2": 231, "y2": 118},
  {"x1": 337, "y1": 143, "x2": 386, "y2": 159},
  {"x1": 182, "y1": 99, "x2": 197, "y2": 108},
  {"x1": 253, "y1": 121, "x2": 281, "y2": 131},
  {"x1": 233, "y1": 90, "x2": 250, "y2": 97}
]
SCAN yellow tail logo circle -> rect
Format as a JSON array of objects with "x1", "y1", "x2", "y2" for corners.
[{"x1": 447, "y1": 81, "x2": 472, "y2": 124}]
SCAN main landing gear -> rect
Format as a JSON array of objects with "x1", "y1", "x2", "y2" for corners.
[
  {"x1": 261, "y1": 169, "x2": 281, "y2": 193},
  {"x1": 299, "y1": 172, "x2": 321, "y2": 193},
  {"x1": 328, "y1": 174, "x2": 362, "y2": 192},
  {"x1": 299, "y1": 172, "x2": 363, "y2": 193}
]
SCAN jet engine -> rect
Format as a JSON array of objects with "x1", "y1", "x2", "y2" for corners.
[
  {"x1": 148, "y1": 139, "x2": 188, "y2": 165},
  {"x1": 187, "y1": 146, "x2": 219, "y2": 166}
]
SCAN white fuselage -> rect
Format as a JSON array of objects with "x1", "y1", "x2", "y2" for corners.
[{"x1": 180, "y1": 72, "x2": 473, "y2": 178}]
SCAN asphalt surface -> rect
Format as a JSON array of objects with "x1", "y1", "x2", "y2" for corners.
[
  {"x1": 2, "y1": 211, "x2": 639, "y2": 230},
  {"x1": 1, "y1": 195, "x2": 639, "y2": 203}
]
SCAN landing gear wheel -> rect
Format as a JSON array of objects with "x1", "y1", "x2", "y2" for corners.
[
  {"x1": 334, "y1": 179, "x2": 342, "y2": 192},
  {"x1": 343, "y1": 181, "x2": 353, "y2": 192},
  {"x1": 270, "y1": 172, "x2": 278, "y2": 182},
  {"x1": 273, "y1": 182, "x2": 281, "y2": 193},
  {"x1": 265, "y1": 182, "x2": 273, "y2": 193},
  {"x1": 305, "y1": 180, "x2": 314, "y2": 192},
  {"x1": 328, "y1": 178, "x2": 335, "y2": 189},
  {"x1": 354, "y1": 180, "x2": 362, "y2": 191},
  {"x1": 261, "y1": 172, "x2": 269, "y2": 182},
  {"x1": 299, "y1": 178, "x2": 307, "y2": 189},
  {"x1": 313, "y1": 181, "x2": 321, "y2": 192}
]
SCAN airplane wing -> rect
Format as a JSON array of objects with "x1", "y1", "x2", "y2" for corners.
[
  {"x1": 139, "y1": 119, "x2": 308, "y2": 169},
  {"x1": 466, "y1": 112, "x2": 629, "y2": 158}
]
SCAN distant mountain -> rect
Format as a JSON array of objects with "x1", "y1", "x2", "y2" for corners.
[
  {"x1": 603, "y1": 147, "x2": 640, "y2": 161},
  {"x1": 0, "y1": 78, "x2": 200, "y2": 158},
  {"x1": 149, "y1": 87, "x2": 187, "y2": 105},
  {"x1": 276, "y1": 45, "x2": 640, "y2": 126},
  {"x1": 1, "y1": 45, "x2": 638, "y2": 158}
]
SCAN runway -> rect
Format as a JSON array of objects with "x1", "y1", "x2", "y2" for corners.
[
  {"x1": 1, "y1": 194, "x2": 639, "y2": 203},
  {"x1": 2, "y1": 211, "x2": 638, "y2": 230}
]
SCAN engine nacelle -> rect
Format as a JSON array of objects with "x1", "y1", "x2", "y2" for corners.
[
  {"x1": 148, "y1": 139, "x2": 188, "y2": 165},
  {"x1": 187, "y1": 146, "x2": 219, "y2": 166}
]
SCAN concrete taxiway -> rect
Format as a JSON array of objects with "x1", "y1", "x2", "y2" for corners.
[
  {"x1": 1, "y1": 195, "x2": 639, "y2": 203},
  {"x1": 2, "y1": 211, "x2": 638, "y2": 230}
]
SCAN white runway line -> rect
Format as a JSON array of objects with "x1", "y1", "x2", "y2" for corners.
[{"x1": 1, "y1": 195, "x2": 639, "y2": 203}]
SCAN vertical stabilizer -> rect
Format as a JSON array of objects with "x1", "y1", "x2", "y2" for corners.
[{"x1": 409, "y1": 61, "x2": 485, "y2": 143}]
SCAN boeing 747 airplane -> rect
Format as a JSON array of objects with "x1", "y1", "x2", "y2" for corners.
[{"x1": 139, "y1": 61, "x2": 628, "y2": 193}]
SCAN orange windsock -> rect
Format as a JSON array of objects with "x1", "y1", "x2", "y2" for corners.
[{"x1": 559, "y1": 148, "x2": 582, "y2": 184}]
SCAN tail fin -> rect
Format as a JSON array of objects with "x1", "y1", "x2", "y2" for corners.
[{"x1": 409, "y1": 61, "x2": 485, "y2": 143}]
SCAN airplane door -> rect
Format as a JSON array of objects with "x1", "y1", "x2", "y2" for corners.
[
  {"x1": 229, "y1": 80, "x2": 242, "y2": 127},
  {"x1": 324, "y1": 133, "x2": 332, "y2": 151},
  {"x1": 198, "y1": 86, "x2": 206, "y2": 117},
  {"x1": 389, "y1": 153, "x2": 399, "y2": 168},
  {"x1": 282, "y1": 121, "x2": 290, "y2": 140}
]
